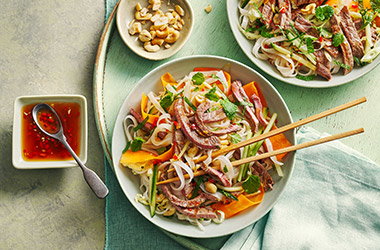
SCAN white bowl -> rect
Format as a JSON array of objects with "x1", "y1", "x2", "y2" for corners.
[
  {"x1": 111, "y1": 55, "x2": 295, "y2": 238},
  {"x1": 12, "y1": 95, "x2": 88, "y2": 169},
  {"x1": 117, "y1": 0, "x2": 194, "y2": 61},
  {"x1": 226, "y1": 0, "x2": 380, "y2": 88}
]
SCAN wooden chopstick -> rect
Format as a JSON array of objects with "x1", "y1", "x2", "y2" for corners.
[
  {"x1": 193, "y1": 97, "x2": 366, "y2": 164},
  {"x1": 157, "y1": 128, "x2": 364, "y2": 185}
]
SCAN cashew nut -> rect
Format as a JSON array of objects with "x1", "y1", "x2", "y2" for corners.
[
  {"x1": 139, "y1": 29, "x2": 152, "y2": 42},
  {"x1": 204, "y1": 4, "x2": 212, "y2": 13},
  {"x1": 135, "y1": 10, "x2": 152, "y2": 20},
  {"x1": 164, "y1": 29, "x2": 180, "y2": 43},
  {"x1": 150, "y1": 30, "x2": 156, "y2": 39},
  {"x1": 135, "y1": 3, "x2": 142, "y2": 11},
  {"x1": 175, "y1": 5, "x2": 185, "y2": 16},
  {"x1": 205, "y1": 182, "x2": 217, "y2": 194},
  {"x1": 128, "y1": 21, "x2": 142, "y2": 35},
  {"x1": 144, "y1": 42, "x2": 160, "y2": 52},
  {"x1": 156, "y1": 28, "x2": 169, "y2": 38},
  {"x1": 151, "y1": 38, "x2": 164, "y2": 46}
]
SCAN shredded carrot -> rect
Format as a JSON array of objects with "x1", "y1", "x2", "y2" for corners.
[
  {"x1": 212, "y1": 185, "x2": 265, "y2": 218},
  {"x1": 120, "y1": 146, "x2": 174, "y2": 166},
  {"x1": 141, "y1": 94, "x2": 159, "y2": 125},
  {"x1": 242, "y1": 81, "x2": 268, "y2": 107},
  {"x1": 161, "y1": 72, "x2": 177, "y2": 87},
  {"x1": 268, "y1": 125, "x2": 292, "y2": 161}
]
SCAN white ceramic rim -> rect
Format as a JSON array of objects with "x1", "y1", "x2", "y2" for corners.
[
  {"x1": 111, "y1": 55, "x2": 296, "y2": 238},
  {"x1": 226, "y1": 0, "x2": 380, "y2": 88},
  {"x1": 12, "y1": 94, "x2": 88, "y2": 169},
  {"x1": 116, "y1": 0, "x2": 194, "y2": 61}
]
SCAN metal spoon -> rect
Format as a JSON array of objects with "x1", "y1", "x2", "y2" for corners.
[{"x1": 32, "y1": 103, "x2": 109, "y2": 199}]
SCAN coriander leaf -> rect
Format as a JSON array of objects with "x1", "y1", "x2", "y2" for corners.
[
  {"x1": 315, "y1": 5, "x2": 334, "y2": 21},
  {"x1": 361, "y1": 9, "x2": 375, "y2": 28},
  {"x1": 223, "y1": 166, "x2": 229, "y2": 173},
  {"x1": 190, "y1": 177, "x2": 205, "y2": 199},
  {"x1": 160, "y1": 92, "x2": 174, "y2": 110},
  {"x1": 332, "y1": 33, "x2": 344, "y2": 47},
  {"x1": 205, "y1": 87, "x2": 219, "y2": 101},
  {"x1": 133, "y1": 116, "x2": 149, "y2": 132},
  {"x1": 192, "y1": 72, "x2": 205, "y2": 85},
  {"x1": 211, "y1": 74, "x2": 219, "y2": 79},
  {"x1": 122, "y1": 141, "x2": 131, "y2": 153},
  {"x1": 242, "y1": 175, "x2": 261, "y2": 194},
  {"x1": 296, "y1": 75, "x2": 315, "y2": 81},
  {"x1": 334, "y1": 60, "x2": 351, "y2": 70},
  {"x1": 315, "y1": 26, "x2": 332, "y2": 38},
  {"x1": 236, "y1": 101, "x2": 254, "y2": 107},
  {"x1": 219, "y1": 189, "x2": 238, "y2": 201},
  {"x1": 230, "y1": 133, "x2": 242, "y2": 144},
  {"x1": 131, "y1": 137, "x2": 145, "y2": 152},
  {"x1": 305, "y1": 37, "x2": 315, "y2": 53},
  {"x1": 184, "y1": 96, "x2": 197, "y2": 111},
  {"x1": 220, "y1": 98, "x2": 238, "y2": 120}
]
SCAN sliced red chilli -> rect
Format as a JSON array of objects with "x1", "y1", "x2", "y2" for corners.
[
  {"x1": 174, "y1": 99, "x2": 220, "y2": 149},
  {"x1": 161, "y1": 185, "x2": 217, "y2": 208},
  {"x1": 130, "y1": 108, "x2": 155, "y2": 131},
  {"x1": 315, "y1": 50, "x2": 332, "y2": 81},
  {"x1": 330, "y1": 15, "x2": 354, "y2": 75},
  {"x1": 173, "y1": 205, "x2": 217, "y2": 219},
  {"x1": 339, "y1": 6, "x2": 364, "y2": 58},
  {"x1": 201, "y1": 164, "x2": 232, "y2": 187},
  {"x1": 231, "y1": 81, "x2": 259, "y2": 132},
  {"x1": 250, "y1": 94, "x2": 268, "y2": 126}
]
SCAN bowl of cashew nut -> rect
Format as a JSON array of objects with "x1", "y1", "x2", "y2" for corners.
[{"x1": 117, "y1": 0, "x2": 193, "y2": 61}]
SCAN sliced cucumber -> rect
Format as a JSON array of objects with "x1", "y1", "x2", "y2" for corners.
[{"x1": 149, "y1": 165, "x2": 158, "y2": 217}]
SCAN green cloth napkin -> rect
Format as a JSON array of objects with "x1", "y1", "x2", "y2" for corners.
[{"x1": 105, "y1": 127, "x2": 380, "y2": 249}]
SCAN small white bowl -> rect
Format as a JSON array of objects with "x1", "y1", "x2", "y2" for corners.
[
  {"x1": 116, "y1": 0, "x2": 194, "y2": 61},
  {"x1": 12, "y1": 95, "x2": 88, "y2": 169}
]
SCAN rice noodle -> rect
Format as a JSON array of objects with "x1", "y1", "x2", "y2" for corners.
[
  {"x1": 170, "y1": 161, "x2": 194, "y2": 191},
  {"x1": 147, "y1": 91, "x2": 166, "y2": 114}
]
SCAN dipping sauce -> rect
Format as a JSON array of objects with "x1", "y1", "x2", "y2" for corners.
[{"x1": 21, "y1": 102, "x2": 81, "y2": 161}]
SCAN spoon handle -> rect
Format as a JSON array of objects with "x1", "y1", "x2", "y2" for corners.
[{"x1": 60, "y1": 139, "x2": 109, "y2": 199}]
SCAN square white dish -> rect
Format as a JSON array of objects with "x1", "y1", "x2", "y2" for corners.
[{"x1": 12, "y1": 95, "x2": 88, "y2": 169}]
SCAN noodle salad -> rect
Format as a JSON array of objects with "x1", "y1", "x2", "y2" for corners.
[
  {"x1": 238, "y1": 0, "x2": 380, "y2": 80},
  {"x1": 119, "y1": 68, "x2": 291, "y2": 229}
]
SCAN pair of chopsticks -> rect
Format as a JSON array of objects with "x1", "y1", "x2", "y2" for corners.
[{"x1": 157, "y1": 97, "x2": 366, "y2": 185}]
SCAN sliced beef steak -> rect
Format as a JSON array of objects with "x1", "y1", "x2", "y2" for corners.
[{"x1": 339, "y1": 6, "x2": 364, "y2": 58}]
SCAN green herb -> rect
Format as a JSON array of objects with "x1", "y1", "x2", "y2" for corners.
[
  {"x1": 220, "y1": 98, "x2": 238, "y2": 120},
  {"x1": 315, "y1": 5, "x2": 334, "y2": 21},
  {"x1": 223, "y1": 166, "x2": 229, "y2": 173},
  {"x1": 211, "y1": 74, "x2": 219, "y2": 79},
  {"x1": 184, "y1": 96, "x2": 197, "y2": 111},
  {"x1": 334, "y1": 60, "x2": 351, "y2": 70},
  {"x1": 122, "y1": 141, "x2": 131, "y2": 153},
  {"x1": 205, "y1": 87, "x2": 219, "y2": 102},
  {"x1": 190, "y1": 177, "x2": 205, "y2": 199},
  {"x1": 160, "y1": 92, "x2": 174, "y2": 110},
  {"x1": 370, "y1": 0, "x2": 380, "y2": 12},
  {"x1": 193, "y1": 87, "x2": 200, "y2": 91},
  {"x1": 315, "y1": 26, "x2": 332, "y2": 38},
  {"x1": 295, "y1": 75, "x2": 315, "y2": 81},
  {"x1": 241, "y1": 0, "x2": 250, "y2": 8},
  {"x1": 242, "y1": 175, "x2": 261, "y2": 194},
  {"x1": 361, "y1": 9, "x2": 375, "y2": 28},
  {"x1": 260, "y1": 26, "x2": 274, "y2": 38},
  {"x1": 236, "y1": 101, "x2": 254, "y2": 107},
  {"x1": 305, "y1": 37, "x2": 315, "y2": 53},
  {"x1": 156, "y1": 147, "x2": 167, "y2": 155},
  {"x1": 354, "y1": 56, "x2": 366, "y2": 66},
  {"x1": 133, "y1": 116, "x2": 149, "y2": 132},
  {"x1": 332, "y1": 33, "x2": 344, "y2": 47},
  {"x1": 131, "y1": 137, "x2": 145, "y2": 152},
  {"x1": 230, "y1": 133, "x2": 242, "y2": 144},
  {"x1": 219, "y1": 190, "x2": 238, "y2": 201},
  {"x1": 192, "y1": 72, "x2": 205, "y2": 85}
]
